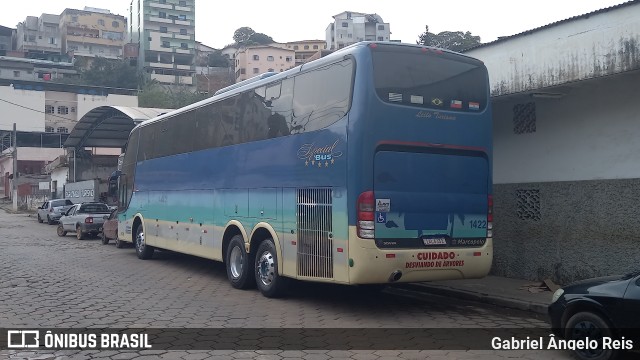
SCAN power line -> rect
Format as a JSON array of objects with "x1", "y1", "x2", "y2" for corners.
[{"x1": 0, "y1": 97, "x2": 76, "y2": 121}]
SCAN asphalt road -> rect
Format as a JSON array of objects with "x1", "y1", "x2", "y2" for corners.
[{"x1": 0, "y1": 208, "x2": 621, "y2": 360}]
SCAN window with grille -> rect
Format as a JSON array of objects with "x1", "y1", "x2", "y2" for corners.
[
  {"x1": 58, "y1": 106, "x2": 69, "y2": 115},
  {"x1": 45, "y1": 105, "x2": 54, "y2": 114}
]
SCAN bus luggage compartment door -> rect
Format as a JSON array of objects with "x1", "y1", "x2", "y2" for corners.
[{"x1": 373, "y1": 149, "x2": 489, "y2": 248}]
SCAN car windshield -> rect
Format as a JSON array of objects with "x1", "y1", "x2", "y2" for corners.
[
  {"x1": 78, "y1": 204, "x2": 109, "y2": 213},
  {"x1": 51, "y1": 200, "x2": 70, "y2": 207}
]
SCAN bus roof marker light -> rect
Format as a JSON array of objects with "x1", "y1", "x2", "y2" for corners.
[{"x1": 368, "y1": 43, "x2": 378, "y2": 49}]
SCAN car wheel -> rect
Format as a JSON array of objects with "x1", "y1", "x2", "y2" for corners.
[
  {"x1": 225, "y1": 235, "x2": 255, "y2": 289},
  {"x1": 135, "y1": 224, "x2": 154, "y2": 259},
  {"x1": 565, "y1": 311, "x2": 620, "y2": 360},
  {"x1": 47, "y1": 216, "x2": 54, "y2": 225},
  {"x1": 114, "y1": 233, "x2": 125, "y2": 249},
  {"x1": 255, "y1": 238, "x2": 288, "y2": 298},
  {"x1": 37, "y1": 214, "x2": 43, "y2": 223},
  {"x1": 57, "y1": 225, "x2": 67, "y2": 237},
  {"x1": 76, "y1": 226, "x2": 84, "y2": 240},
  {"x1": 101, "y1": 231, "x2": 109, "y2": 245}
]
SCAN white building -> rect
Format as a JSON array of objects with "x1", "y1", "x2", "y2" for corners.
[
  {"x1": 463, "y1": 1, "x2": 640, "y2": 283},
  {"x1": 15, "y1": 14, "x2": 61, "y2": 55},
  {"x1": 325, "y1": 11, "x2": 390, "y2": 50}
]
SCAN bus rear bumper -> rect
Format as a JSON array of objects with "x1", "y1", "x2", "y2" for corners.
[{"x1": 347, "y1": 231, "x2": 493, "y2": 285}]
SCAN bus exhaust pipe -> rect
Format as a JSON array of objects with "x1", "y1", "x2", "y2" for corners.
[{"x1": 389, "y1": 270, "x2": 403, "y2": 282}]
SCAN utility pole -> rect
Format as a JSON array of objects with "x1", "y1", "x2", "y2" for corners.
[{"x1": 12, "y1": 123, "x2": 17, "y2": 211}]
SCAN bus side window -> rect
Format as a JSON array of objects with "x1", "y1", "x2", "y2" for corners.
[
  {"x1": 291, "y1": 59, "x2": 353, "y2": 133},
  {"x1": 269, "y1": 78, "x2": 294, "y2": 137}
]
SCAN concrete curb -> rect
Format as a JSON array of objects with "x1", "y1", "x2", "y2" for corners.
[{"x1": 396, "y1": 283, "x2": 549, "y2": 315}]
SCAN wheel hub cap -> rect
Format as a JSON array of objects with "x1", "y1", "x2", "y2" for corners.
[
  {"x1": 229, "y1": 246, "x2": 243, "y2": 279},
  {"x1": 257, "y1": 251, "x2": 275, "y2": 286},
  {"x1": 136, "y1": 231, "x2": 145, "y2": 252}
]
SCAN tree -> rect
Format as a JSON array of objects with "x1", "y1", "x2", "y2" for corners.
[
  {"x1": 138, "y1": 82, "x2": 208, "y2": 109},
  {"x1": 208, "y1": 50, "x2": 230, "y2": 67},
  {"x1": 249, "y1": 32, "x2": 274, "y2": 45},
  {"x1": 233, "y1": 27, "x2": 255, "y2": 44},
  {"x1": 417, "y1": 26, "x2": 481, "y2": 52},
  {"x1": 81, "y1": 57, "x2": 140, "y2": 89},
  {"x1": 233, "y1": 26, "x2": 274, "y2": 46}
]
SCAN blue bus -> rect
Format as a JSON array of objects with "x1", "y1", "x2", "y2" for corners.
[{"x1": 115, "y1": 42, "x2": 493, "y2": 297}]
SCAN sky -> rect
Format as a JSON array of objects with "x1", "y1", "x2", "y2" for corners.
[{"x1": 0, "y1": 0, "x2": 631, "y2": 49}]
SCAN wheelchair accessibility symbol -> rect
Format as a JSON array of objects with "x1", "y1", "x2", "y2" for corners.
[{"x1": 376, "y1": 212, "x2": 386, "y2": 223}]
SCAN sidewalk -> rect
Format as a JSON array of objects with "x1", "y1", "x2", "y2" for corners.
[{"x1": 401, "y1": 275, "x2": 553, "y2": 315}]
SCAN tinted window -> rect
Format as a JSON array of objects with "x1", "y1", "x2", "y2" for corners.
[
  {"x1": 51, "y1": 200, "x2": 68, "y2": 207},
  {"x1": 79, "y1": 204, "x2": 109, "y2": 213},
  {"x1": 372, "y1": 45, "x2": 488, "y2": 112},
  {"x1": 289, "y1": 58, "x2": 353, "y2": 133},
  {"x1": 138, "y1": 123, "x2": 158, "y2": 161},
  {"x1": 135, "y1": 59, "x2": 353, "y2": 157},
  {"x1": 120, "y1": 129, "x2": 140, "y2": 211},
  {"x1": 194, "y1": 97, "x2": 236, "y2": 150}
]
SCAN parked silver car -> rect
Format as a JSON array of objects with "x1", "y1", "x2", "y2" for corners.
[
  {"x1": 37, "y1": 199, "x2": 74, "y2": 225},
  {"x1": 57, "y1": 202, "x2": 111, "y2": 240}
]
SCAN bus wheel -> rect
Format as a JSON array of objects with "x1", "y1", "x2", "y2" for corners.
[
  {"x1": 255, "y1": 239, "x2": 288, "y2": 298},
  {"x1": 226, "y1": 235, "x2": 255, "y2": 289},
  {"x1": 135, "y1": 225, "x2": 154, "y2": 260}
]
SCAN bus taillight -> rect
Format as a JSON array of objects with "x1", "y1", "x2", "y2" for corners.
[
  {"x1": 487, "y1": 195, "x2": 493, "y2": 238},
  {"x1": 85, "y1": 217, "x2": 93, "y2": 224},
  {"x1": 357, "y1": 191, "x2": 375, "y2": 239}
]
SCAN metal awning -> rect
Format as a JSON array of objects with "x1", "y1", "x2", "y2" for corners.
[{"x1": 63, "y1": 106, "x2": 172, "y2": 149}]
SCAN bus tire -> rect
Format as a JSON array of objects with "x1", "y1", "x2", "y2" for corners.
[
  {"x1": 135, "y1": 224, "x2": 154, "y2": 260},
  {"x1": 225, "y1": 235, "x2": 255, "y2": 289},
  {"x1": 255, "y1": 239, "x2": 288, "y2": 298}
]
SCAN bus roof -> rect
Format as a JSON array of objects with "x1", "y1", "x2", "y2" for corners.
[{"x1": 133, "y1": 42, "x2": 482, "y2": 132}]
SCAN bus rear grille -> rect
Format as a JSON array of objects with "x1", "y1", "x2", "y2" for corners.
[{"x1": 296, "y1": 188, "x2": 333, "y2": 279}]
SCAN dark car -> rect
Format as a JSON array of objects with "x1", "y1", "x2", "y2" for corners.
[
  {"x1": 548, "y1": 270, "x2": 640, "y2": 360},
  {"x1": 101, "y1": 209, "x2": 125, "y2": 248}
]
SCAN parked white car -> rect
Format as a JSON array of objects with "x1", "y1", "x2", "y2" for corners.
[
  {"x1": 37, "y1": 199, "x2": 75, "y2": 225},
  {"x1": 57, "y1": 202, "x2": 111, "y2": 240}
]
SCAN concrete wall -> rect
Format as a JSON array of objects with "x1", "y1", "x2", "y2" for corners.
[
  {"x1": 50, "y1": 167, "x2": 67, "y2": 199},
  {"x1": 465, "y1": 3, "x2": 640, "y2": 96},
  {"x1": 0, "y1": 86, "x2": 46, "y2": 132},
  {"x1": 493, "y1": 71, "x2": 640, "y2": 184},
  {"x1": 489, "y1": 57, "x2": 640, "y2": 284}
]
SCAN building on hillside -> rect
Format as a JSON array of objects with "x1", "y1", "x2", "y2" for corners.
[
  {"x1": 195, "y1": 67, "x2": 233, "y2": 94},
  {"x1": 59, "y1": 7, "x2": 127, "y2": 68},
  {"x1": 221, "y1": 44, "x2": 238, "y2": 61},
  {"x1": 195, "y1": 41, "x2": 216, "y2": 66},
  {"x1": 276, "y1": 40, "x2": 326, "y2": 66},
  {"x1": 234, "y1": 45, "x2": 295, "y2": 82},
  {"x1": 0, "y1": 25, "x2": 13, "y2": 53},
  {"x1": 325, "y1": 11, "x2": 390, "y2": 50},
  {"x1": 462, "y1": 1, "x2": 640, "y2": 283},
  {"x1": 15, "y1": 14, "x2": 61, "y2": 57},
  {"x1": 129, "y1": 0, "x2": 196, "y2": 86},
  {"x1": 0, "y1": 53, "x2": 77, "y2": 82}
]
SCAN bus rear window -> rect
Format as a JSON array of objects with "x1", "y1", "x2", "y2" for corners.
[{"x1": 372, "y1": 46, "x2": 488, "y2": 112}]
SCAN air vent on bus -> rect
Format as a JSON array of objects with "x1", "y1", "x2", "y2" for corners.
[{"x1": 296, "y1": 188, "x2": 333, "y2": 279}]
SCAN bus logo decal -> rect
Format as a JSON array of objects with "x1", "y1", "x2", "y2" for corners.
[{"x1": 298, "y1": 140, "x2": 343, "y2": 168}]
